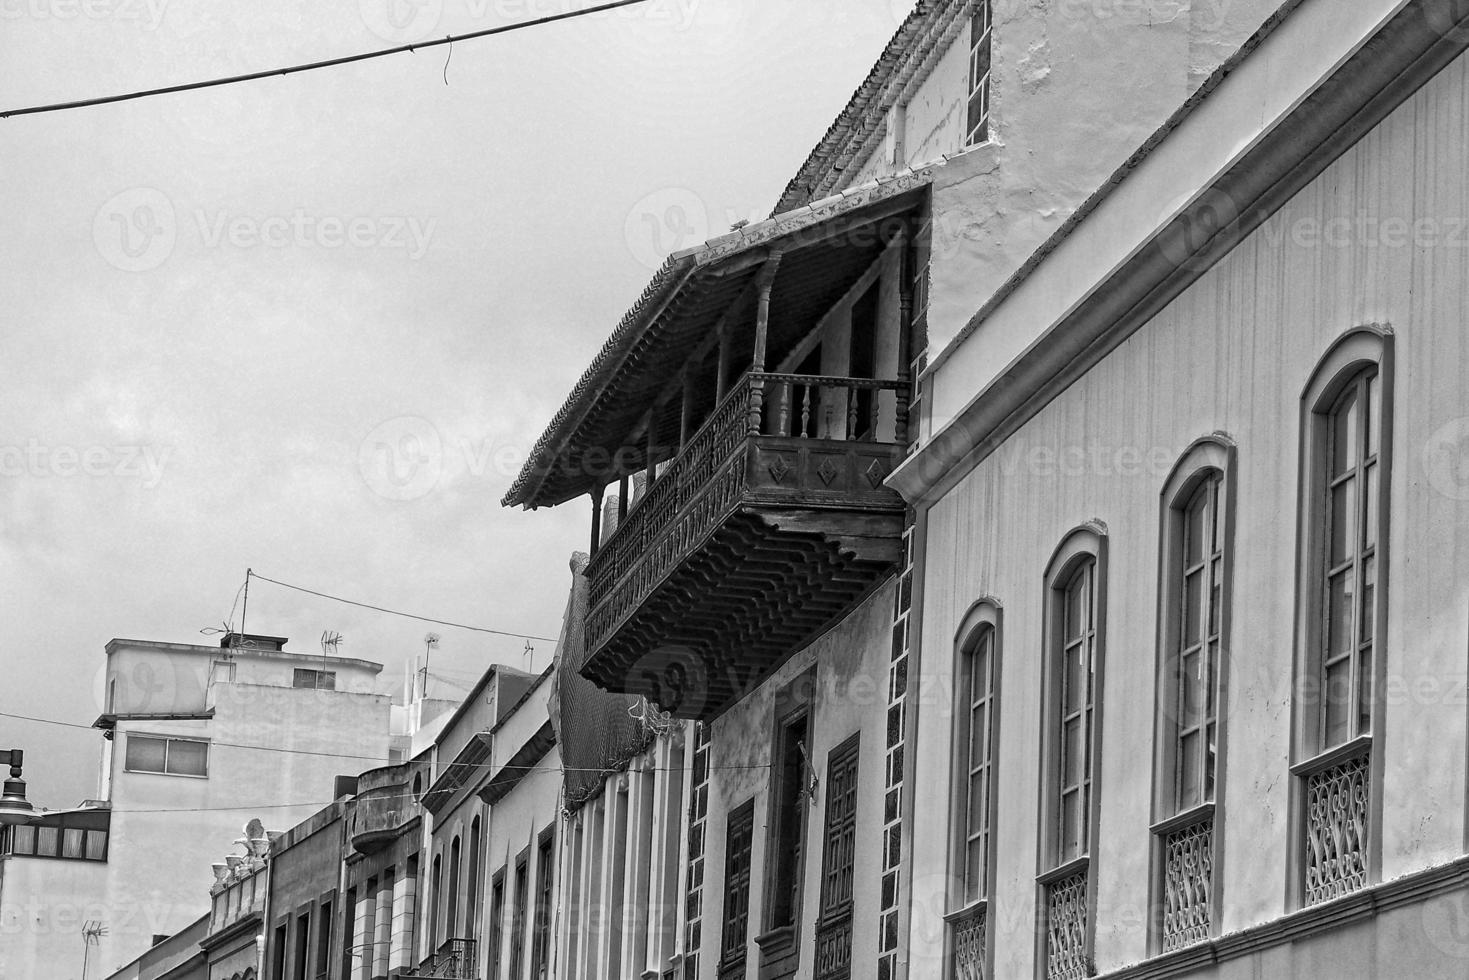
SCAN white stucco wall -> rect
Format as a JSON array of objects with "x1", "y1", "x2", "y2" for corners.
[{"x1": 908, "y1": 41, "x2": 1469, "y2": 978}]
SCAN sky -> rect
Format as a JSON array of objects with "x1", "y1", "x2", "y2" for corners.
[{"x1": 0, "y1": 0, "x2": 910, "y2": 808}]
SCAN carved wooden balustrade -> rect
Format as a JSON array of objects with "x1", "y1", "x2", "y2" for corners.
[{"x1": 582, "y1": 370, "x2": 911, "y2": 715}]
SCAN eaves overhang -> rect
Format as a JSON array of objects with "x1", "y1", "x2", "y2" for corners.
[
  {"x1": 477, "y1": 721, "x2": 557, "y2": 807},
  {"x1": 422, "y1": 731, "x2": 493, "y2": 816},
  {"x1": 890, "y1": 0, "x2": 1469, "y2": 507},
  {"x1": 502, "y1": 167, "x2": 937, "y2": 511}
]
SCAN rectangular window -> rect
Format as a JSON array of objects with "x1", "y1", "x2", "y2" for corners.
[
  {"x1": 531, "y1": 830, "x2": 555, "y2": 978},
  {"x1": 966, "y1": 1, "x2": 993, "y2": 146},
  {"x1": 316, "y1": 901, "x2": 332, "y2": 978},
  {"x1": 509, "y1": 854, "x2": 528, "y2": 979},
  {"x1": 293, "y1": 911, "x2": 310, "y2": 980},
  {"x1": 814, "y1": 736, "x2": 860, "y2": 980},
  {"x1": 719, "y1": 800, "x2": 756, "y2": 978},
  {"x1": 292, "y1": 668, "x2": 336, "y2": 690},
  {"x1": 271, "y1": 923, "x2": 288, "y2": 980},
  {"x1": 124, "y1": 735, "x2": 209, "y2": 777},
  {"x1": 488, "y1": 871, "x2": 505, "y2": 980},
  {"x1": 766, "y1": 709, "x2": 810, "y2": 932}
]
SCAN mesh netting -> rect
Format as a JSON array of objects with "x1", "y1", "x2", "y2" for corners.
[{"x1": 548, "y1": 553, "x2": 652, "y2": 814}]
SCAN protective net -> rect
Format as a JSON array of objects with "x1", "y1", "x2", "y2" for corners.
[{"x1": 548, "y1": 552, "x2": 653, "y2": 813}]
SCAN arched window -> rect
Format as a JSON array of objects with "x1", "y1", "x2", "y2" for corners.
[
  {"x1": 1152, "y1": 435, "x2": 1235, "y2": 952},
  {"x1": 1292, "y1": 326, "x2": 1391, "y2": 908},
  {"x1": 447, "y1": 835, "x2": 462, "y2": 940},
  {"x1": 1038, "y1": 523, "x2": 1107, "y2": 980},
  {"x1": 468, "y1": 816, "x2": 482, "y2": 937},
  {"x1": 948, "y1": 599, "x2": 1001, "y2": 979},
  {"x1": 429, "y1": 854, "x2": 442, "y2": 948}
]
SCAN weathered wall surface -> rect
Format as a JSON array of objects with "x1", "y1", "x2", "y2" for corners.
[
  {"x1": 104, "y1": 685, "x2": 391, "y2": 973},
  {"x1": 0, "y1": 855, "x2": 111, "y2": 980},
  {"x1": 910, "y1": 45, "x2": 1469, "y2": 977},
  {"x1": 703, "y1": 580, "x2": 894, "y2": 979}
]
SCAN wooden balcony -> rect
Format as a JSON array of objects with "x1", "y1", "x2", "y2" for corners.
[{"x1": 582, "y1": 371, "x2": 909, "y2": 718}]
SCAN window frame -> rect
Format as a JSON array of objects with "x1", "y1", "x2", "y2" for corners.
[
  {"x1": 760, "y1": 670, "x2": 815, "y2": 945},
  {"x1": 1288, "y1": 325, "x2": 1393, "y2": 909},
  {"x1": 123, "y1": 733, "x2": 210, "y2": 778},
  {"x1": 530, "y1": 824, "x2": 556, "y2": 979},
  {"x1": 965, "y1": 0, "x2": 994, "y2": 147},
  {"x1": 718, "y1": 798, "x2": 757, "y2": 978},
  {"x1": 1148, "y1": 436, "x2": 1236, "y2": 953},
  {"x1": 945, "y1": 598, "x2": 1002, "y2": 976},
  {"x1": 1035, "y1": 523, "x2": 1108, "y2": 978}
]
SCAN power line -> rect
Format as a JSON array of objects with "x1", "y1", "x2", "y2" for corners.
[
  {"x1": 0, "y1": 709, "x2": 769, "y2": 776},
  {"x1": 1, "y1": 0, "x2": 656, "y2": 119},
  {"x1": 247, "y1": 570, "x2": 558, "y2": 642}
]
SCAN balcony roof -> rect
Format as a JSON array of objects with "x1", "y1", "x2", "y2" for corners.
[{"x1": 502, "y1": 167, "x2": 936, "y2": 511}]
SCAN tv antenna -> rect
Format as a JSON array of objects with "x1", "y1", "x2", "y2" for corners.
[
  {"x1": 81, "y1": 921, "x2": 108, "y2": 980},
  {"x1": 523, "y1": 639, "x2": 535, "y2": 671},
  {"x1": 321, "y1": 631, "x2": 343, "y2": 676},
  {"x1": 420, "y1": 633, "x2": 441, "y2": 698}
]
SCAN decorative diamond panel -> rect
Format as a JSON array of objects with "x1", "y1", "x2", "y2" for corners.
[
  {"x1": 768, "y1": 454, "x2": 791, "y2": 484},
  {"x1": 817, "y1": 457, "x2": 840, "y2": 486}
]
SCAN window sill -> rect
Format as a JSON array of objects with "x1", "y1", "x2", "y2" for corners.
[
  {"x1": 1289, "y1": 734, "x2": 1372, "y2": 777},
  {"x1": 1037, "y1": 855, "x2": 1090, "y2": 886},
  {"x1": 1150, "y1": 802, "x2": 1215, "y2": 836},
  {"x1": 753, "y1": 924, "x2": 796, "y2": 951},
  {"x1": 943, "y1": 899, "x2": 987, "y2": 926}
]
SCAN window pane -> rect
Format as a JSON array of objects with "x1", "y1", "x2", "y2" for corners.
[
  {"x1": 1183, "y1": 570, "x2": 1203, "y2": 647},
  {"x1": 1363, "y1": 463, "x2": 1379, "y2": 550},
  {"x1": 967, "y1": 770, "x2": 987, "y2": 837},
  {"x1": 1328, "y1": 571, "x2": 1355, "y2": 656},
  {"x1": 1184, "y1": 494, "x2": 1207, "y2": 565},
  {"x1": 1360, "y1": 555, "x2": 1376, "y2": 644},
  {"x1": 1366, "y1": 373, "x2": 1380, "y2": 456},
  {"x1": 61, "y1": 828, "x2": 85, "y2": 859},
  {"x1": 1063, "y1": 718, "x2": 1083, "y2": 787},
  {"x1": 965, "y1": 839, "x2": 984, "y2": 904},
  {"x1": 168, "y1": 739, "x2": 209, "y2": 776},
  {"x1": 1357, "y1": 647, "x2": 1374, "y2": 736},
  {"x1": 1179, "y1": 731, "x2": 1200, "y2": 808},
  {"x1": 970, "y1": 700, "x2": 988, "y2": 766},
  {"x1": 1332, "y1": 389, "x2": 1359, "y2": 476},
  {"x1": 1181, "y1": 650, "x2": 1202, "y2": 727},
  {"x1": 1064, "y1": 644, "x2": 1086, "y2": 715},
  {"x1": 11, "y1": 825, "x2": 36, "y2": 855},
  {"x1": 1330, "y1": 477, "x2": 1357, "y2": 566},
  {"x1": 36, "y1": 826, "x2": 58, "y2": 856},
  {"x1": 1061, "y1": 790, "x2": 1082, "y2": 863},
  {"x1": 126, "y1": 735, "x2": 167, "y2": 773},
  {"x1": 86, "y1": 830, "x2": 107, "y2": 860},
  {"x1": 1323, "y1": 659, "x2": 1352, "y2": 747},
  {"x1": 1066, "y1": 580, "x2": 1085, "y2": 642},
  {"x1": 1208, "y1": 559, "x2": 1223, "y2": 636},
  {"x1": 1204, "y1": 722, "x2": 1217, "y2": 801}
]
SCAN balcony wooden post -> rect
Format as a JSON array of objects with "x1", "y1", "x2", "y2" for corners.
[
  {"x1": 748, "y1": 251, "x2": 783, "y2": 435},
  {"x1": 679, "y1": 376, "x2": 695, "y2": 448},
  {"x1": 716, "y1": 325, "x2": 731, "y2": 402},
  {"x1": 589, "y1": 484, "x2": 604, "y2": 559}
]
